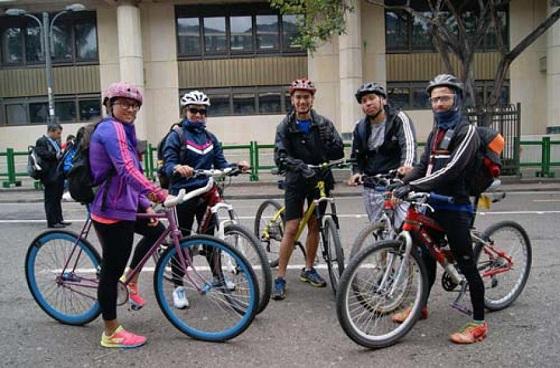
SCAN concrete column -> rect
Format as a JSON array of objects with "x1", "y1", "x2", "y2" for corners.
[
  {"x1": 308, "y1": 39, "x2": 339, "y2": 131},
  {"x1": 116, "y1": 1, "x2": 147, "y2": 138},
  {"x1": 338, "y1": 1, "x2": 363, "y2": 136},
  {"x1": 140, "y1": 2, "x2": 180, "y2": 142},
  {"x1": 510, "y1": 0, "x2": 547, "y2": 136},
  {"x1": 361, "y1": 2, "x2": 386, "y2": 86},
  {"x1": 547, "y1": 2, "x2": 560, "y2": 132}
]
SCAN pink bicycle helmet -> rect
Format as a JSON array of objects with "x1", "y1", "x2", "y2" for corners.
[
  {"x1": 103, "y1": 81, "x2": 143, "y2": 106},
  {"x1": 288, "y1": 78, "x2": 316, "y2": 95}
]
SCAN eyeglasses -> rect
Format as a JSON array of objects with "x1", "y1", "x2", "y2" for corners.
[
  {"x1": 429, "y1": 95, "x2": 455, "y2": 104},
  {"x1": 188, "y1": 107, "x2": 207, "y2": 116},
  {"x1": 113, "y1": 101, "x2": 140, "y2": 111}
]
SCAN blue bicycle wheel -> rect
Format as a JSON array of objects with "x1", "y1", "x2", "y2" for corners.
[
  {"x1": 25, "y1": 230, "x2": 101, "y2": 325},
  {"x1": 154, "y1": 235, "x2": 258, "y2": 342}
]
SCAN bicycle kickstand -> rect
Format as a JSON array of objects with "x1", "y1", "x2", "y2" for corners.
[{"x1": 450, "y1": 282, "x2": 472, "y2": 316}]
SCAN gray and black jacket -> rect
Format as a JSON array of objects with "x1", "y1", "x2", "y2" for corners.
[
  {"x1": 350, "y1": 105, "x2": 416, "y2": 178},
  {"x1": 404, "y1": 118, "x2": 480, "y2": 204},
  {"x1": 274, "y1": 109, "x2": 344, "y2": 190}
]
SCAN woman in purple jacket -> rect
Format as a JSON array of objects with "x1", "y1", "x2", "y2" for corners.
[{"x1": 90, "y1": 82, "x2": 167, "y2": 349}]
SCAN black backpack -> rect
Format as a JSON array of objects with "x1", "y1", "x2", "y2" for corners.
[
  {"x1": 27, "y1": 145, "x2": 43, "y2": 180},
  {"x1": 67, "y1": 120, "x2": 112, "y2": 204},
  {"x1": 156, "y1": 123, "x2": 185, "y2": 189},
  {"x1": 468, "y1": 126, "x2": 504, "y2": 196}
]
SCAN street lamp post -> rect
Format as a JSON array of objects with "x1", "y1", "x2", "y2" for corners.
[{"x1": 6, "y1": 4, "x2": 85, "y2": 125}]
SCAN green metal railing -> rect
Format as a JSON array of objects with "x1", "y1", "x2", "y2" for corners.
[{"x1": 1, "y1": 137, "x2": 558, "y2": 188}]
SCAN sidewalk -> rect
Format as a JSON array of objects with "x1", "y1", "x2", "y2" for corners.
[{"x1": 1, "y1": 174, "x2": 560, "y2": 203}]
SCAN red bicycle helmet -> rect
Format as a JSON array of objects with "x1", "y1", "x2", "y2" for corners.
[{"x1": 289, "y1": 78, "x2": 317, "y2": 95}]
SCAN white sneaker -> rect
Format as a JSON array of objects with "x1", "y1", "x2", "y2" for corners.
[
  {"x1": 62, "y1": 191, "x2": 73, "y2": 202},
  {"x1": 172, "y1": 286, "x2": 189, "y2": 309},
  {"x1": 213, "y1": 276, "x2": 236, "y2": 291}
]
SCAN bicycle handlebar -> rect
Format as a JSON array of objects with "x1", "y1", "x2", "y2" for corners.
[
  {"x1": 163, "y1": 178, "x2": 215, "y2": 208},
  {"x1": 405, "y1": 191, "x2": 455, "y2": 204},
  {"x1": 193, "y1": 167, "x2": 244, "y2": 178}
]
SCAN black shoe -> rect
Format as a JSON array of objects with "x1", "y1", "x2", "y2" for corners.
[
  {"x1": 48, "y1": 223, "x2": 65, "y2": 229},
  {"x1": 60, "y1": 221, "x2": 72, "y2": 226}
]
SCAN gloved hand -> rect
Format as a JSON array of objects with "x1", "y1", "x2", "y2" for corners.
[
  {"x1": 392, "y1": 184, "x2": 411, "y2": 199},
  {"x1": 318, "y1": 124, "x2": 331, "y2": 144},
  {"x1": 300, "y1": 163, "x2": 316, "y2": 179}
]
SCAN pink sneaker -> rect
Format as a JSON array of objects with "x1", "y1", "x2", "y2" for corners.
[
  {"x1": 127, "y1": 282, "x2": 145, "y2": 311},
  {"x1": 100, "y1": 326, "x2": 147, "y2": 348}
]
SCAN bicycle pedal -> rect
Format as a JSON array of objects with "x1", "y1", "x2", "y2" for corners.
[{"x1": 450, "y1": 302, "x2": 472, "y2": 316}]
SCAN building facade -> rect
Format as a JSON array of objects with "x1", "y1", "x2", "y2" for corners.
[{"x1": 0, "y1": 0, "x2": 558, "y2": 150}]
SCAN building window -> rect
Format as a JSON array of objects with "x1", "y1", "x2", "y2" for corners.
[
  {"x1": 176, "y1": 3, "x2": 304, "y2": 59},
  {"x1": 0, "y1": 94, "x2": 101, "y2": 126},
  {"x1": 256, "y1": 15, "x2": 279, "y2": 50},
  {"x1": 1, "y1": 27, "x2": 23, "y2": 64},
  {"x1": 0, "y1": 11, "x2": 98, "y2": 66},
  {"x1": 385, "y1": 4, "x2": 508, "y2": 53},
  {"x1": 387, "y1": 81, "x2": 509, "y2": 110},
  {"x1": 180, "y1": 86, "x2": 290, "y2": 117}
]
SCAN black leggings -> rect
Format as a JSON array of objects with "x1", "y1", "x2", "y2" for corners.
[
  {"x1": 171, "y1": 197, "x2": 216, "y2": 287},
  {"x1": 419, "y1": 210, "x2": 485, "y2": 321},
  {"x1": 93, "y1": 218, "x2": 165, "y2": 321}
]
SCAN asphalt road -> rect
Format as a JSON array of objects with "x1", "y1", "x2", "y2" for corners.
[{"x1": 1, "y1": 192, "x2": 559, "y2": 367}]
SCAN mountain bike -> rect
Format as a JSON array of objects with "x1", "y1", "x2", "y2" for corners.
[
  {"x1": 254, "y1": 159, "x2": 348, "y2": 294},
  {"x1": 165, "y1": 167, "x2": 272, "y2": 314},
  {"x1": 25, "y1": 185, "x2": 259, "y2": 342},
  {"x1": 336, "y1": 185, "x2": 532, "y2": 348}
]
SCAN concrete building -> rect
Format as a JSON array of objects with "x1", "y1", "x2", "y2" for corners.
[{"x1": 0, "y1": 0, "x2": 558, "y2": 150}]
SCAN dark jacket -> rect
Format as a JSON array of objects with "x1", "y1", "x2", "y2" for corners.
[
  {"x1": 274, "y1": 109, "x2": 344, "y2": 190},
  {"x1": 89, "y1": 117, "x2": 160, "y2": 221},
  {"x1": 404, "y1": 118, "x2": 480, "y2": 204},
  {"x1": 163, "y1": 120, "x2": 231, "y2": 195},
  {"x1": 351, "y1": 105, "x2": 416, "y2": 178},
  {"x1": 35, "y1": 135, "x2": 62, "y2": 184}
]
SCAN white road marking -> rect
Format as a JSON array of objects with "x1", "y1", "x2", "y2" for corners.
[{"x1": 3, "y1": 211, "x2": 560, "y2": 224}]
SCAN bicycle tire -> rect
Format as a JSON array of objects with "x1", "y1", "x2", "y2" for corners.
[
  {"x1": 336, "y1": 240, "x2": 428, "y2": 349},
  {"x1": 153, "y1": 235, "x2": 258, "y2": 342},
  {"x1": 25, "y1": 230, "x2": 102, "y2": 326},
  {"x1": 349, "y1": 221, "x2": 388, "y2": 259},
  {"x1": 474, "y1": 221, "x2": 532, "y2": 311},
  {"x1": 224, "y1": 223, "x2": 272, "y2": 314},
  {"x1": 254, "y1": 199, "x2": 306, "y2": 267},
  {"x1": 323, "y1": 216, "x2": 345, "y2": 294}
]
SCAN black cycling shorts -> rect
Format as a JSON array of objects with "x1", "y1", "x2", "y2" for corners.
[{"x1": 284, "y1": 185, "x2": 329, "y2": 222}]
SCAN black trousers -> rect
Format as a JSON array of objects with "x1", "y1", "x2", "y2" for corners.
[
  {"x1": 93, "y1": 218, "x2": 165, "y2": 321},
  {"x1": 170, "y1": 197, "x2": 216, "y2": 287},
  {"x1": 419, "y1": 209, "x2": 485, "y2": 321},
  {"x1": 43, "y1": 177, "x2": 64, "y2": 226}
]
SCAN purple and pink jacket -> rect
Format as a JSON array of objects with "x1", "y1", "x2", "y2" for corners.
[{"x1": 89, "y1": 117, "x2": 162, "y2": 221}]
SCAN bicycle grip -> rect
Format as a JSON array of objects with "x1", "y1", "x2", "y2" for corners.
[{"x1": 429, "y1": 192, "x2": 455, "y2": 204}]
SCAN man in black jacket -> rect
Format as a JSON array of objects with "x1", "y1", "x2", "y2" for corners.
[
  {"x1": 272, "y1": 78, "x2": 344, "y2": 300},
  {"x1": 35, "y1": 123, "x2": 70, "y2": 228},
  {"x1": 347, "y1": 82, "x2": 416, "y2": 226},
  {"x1": 394, "y1": 74, "x2": 487, "y2": 344}
]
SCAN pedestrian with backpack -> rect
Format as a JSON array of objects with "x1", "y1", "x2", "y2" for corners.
[
  {"x1": 34, "y1": 123, "x2": 70, "y2": 229},
  {"x1": 393, "y1": 74, "x2": 488, "y2": 344},
  {"x1": 161, "y1": 90, "x2": 249, "y2": 309},
  {"x1": 90, "y1": 82, "x2": 167, "y2": 349}
]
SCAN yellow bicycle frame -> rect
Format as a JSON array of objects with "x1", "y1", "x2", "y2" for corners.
[{"x1": 263, "y1": 180, "x2": 328, "y2": 241}]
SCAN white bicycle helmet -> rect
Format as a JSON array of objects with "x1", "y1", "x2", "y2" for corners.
[{"x1": 180, "y1": 90, "x2": 210, "y2": 107}]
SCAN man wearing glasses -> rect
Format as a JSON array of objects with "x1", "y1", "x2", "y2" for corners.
[
  {"x1": 394, "y1": 74, "x2": 487, "y2": 344},
  {"x1": 162, "y1": 90, "x2": 249, "y2": 309}
]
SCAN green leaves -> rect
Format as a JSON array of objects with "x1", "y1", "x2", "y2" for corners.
[{"x1": 270, "y1": 0, "x2": 354, "y2": 52}]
